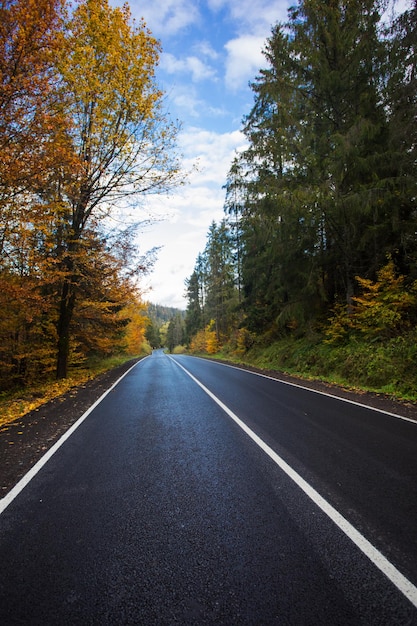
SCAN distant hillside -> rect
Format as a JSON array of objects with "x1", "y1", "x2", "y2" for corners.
[{"x1": 146, "y1": 303, "x2": 185, "y2": 327}]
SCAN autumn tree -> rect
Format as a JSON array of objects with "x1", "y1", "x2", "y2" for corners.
[
  {"x1": 122, "y1": 301, "x2": 150, "y2": 356},
  {"x1": 0, "y1": 0, "x2": 70, "y2": 387},
  {"x1": 0, "y1": 0, "x2": 68, "y2": 200},
  {"x1": 0, "y1": 0, "x2": 183, "y2": 388},
  {"x1": 326, "y1": 257, "x2": 417, "y2": 343},
  {"x1": 47, "y1": 0, "x2": 183, "y2": 378},
  {"x1": 70, "y1": 223, "x2": 153, "y2": 360},
  {"x1": 0, "y1": 0, "x2": 73, "y2": 278}
]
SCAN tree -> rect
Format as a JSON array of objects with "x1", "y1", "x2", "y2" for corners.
[
  {"x1": 166, "y1": 314, "x2": 185, "y2": 352},
  {"x1": 0, "y1": 0, "x2": 72, "y2": 388},
  {"x1": 69, "y1": 224, "x2": 150, "y2": 359},
  {"x1": 49, "y1": 0, "x2": 183, "y2": 378},
  {"x1": 122, "y1": 301, "x2": 149, "y2": 355},
  {"x1": 145, "y1": 320, "x2": 161, "y2": 349},
  {"x1": 223, "y1": 157, "x2": 246, "y2": 303},
  {"x1": 184, "y1": 270, "x2": 202, "y2": 342},
  {"x1": 233, "y1": 0, "x2": 412, "y2": 335},
  {"x1": 185, "y1": 220, "x2": 239, "y2": 346},
  {"x1": 0, "y1": 0, "x2": 68, "y2": 199},
  {"x1": 383, "y1": 1, "x2": 417, "y2": 279},
  {"x1": 326, "y1": 257, "x2": 417, "y2": 342},
  {"x1": 0, "y1": 0, "x2": 181, "y2": 388},
  {"x1": 203, "y1": 220, "x2": 238, "y2": 340}
]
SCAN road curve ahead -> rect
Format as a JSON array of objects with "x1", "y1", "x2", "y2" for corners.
[{"x1": 0, "y1": 350, "x2": 416, "y2": 624}]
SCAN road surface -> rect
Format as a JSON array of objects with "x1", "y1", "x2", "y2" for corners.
[{"x1": 0, "y1": 350, "x2": 416, "y2": 624}]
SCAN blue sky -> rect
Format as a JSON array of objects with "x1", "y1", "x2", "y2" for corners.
[
  {"x1": 109, "y1": 0, "x2": 409, "y2": 309},
  {"x1": 107, "y1": 0, "x2": 290, "y2": 309}
]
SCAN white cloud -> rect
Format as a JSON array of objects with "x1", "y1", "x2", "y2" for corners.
[
  {"x1": 207, "y1": 0, "x2": 288, "y2": 35},
  {"x1": 161, "y1": 53, "x2": 217, "y2": 82},
  {"x1": 193, "y1": 40, "x2": 220, "y2": 61},
  {"x1": 138, "y1": 127, "x2": 247, "y2": 307},
  {"x1": 169, "y1": 89, "x2": 205, "y2": 118},
  {"x1": 166, "y1": 86, "x2": 228, "y2": 121},
  {"x1": 129, "y1": 0, "x2": 200, "y2": 37},
  {"x1": 179, "y1": 127, "x2": 246, "y2": 182},
  {"x1": 187, "y1": 56, "x2": 217, "y2": 82},
  {"x1": 224, "y1": 35, "x2": 266, "y2": 91}
]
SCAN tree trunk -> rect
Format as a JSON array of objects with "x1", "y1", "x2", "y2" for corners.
[{"x1": 56, "y1": 277, "x2": 76, "y2": 379}]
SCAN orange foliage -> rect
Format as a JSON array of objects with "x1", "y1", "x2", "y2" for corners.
[
  {"x1": 122, "y1": 302, "x2": 149, "y2": 355},
  {"x1": 190, "y1": 320, "x2": 220, "y2": 354},
  {"x1": 190, "y1": 328, "x2": 207, "y2": 353},
  {"x1": 0, "y1": 0, "x2": 181, "y2": 385},
  {"x1": 205, "y1": 320, "x2": 219, "y2": 354},
  {"x1": 0, "y1": 0, "x2": 69, "y2": 192}
]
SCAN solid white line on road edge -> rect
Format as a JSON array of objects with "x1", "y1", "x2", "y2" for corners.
[
  {"x1": 0, "y1": 358, "x2": 148, "y2": 516},
  {"x1": 183, "y1": 355, "x2": 417, "y2": 425},
  {"x1": 170, "y1": 355, "x2": 417, "y2": 610}
]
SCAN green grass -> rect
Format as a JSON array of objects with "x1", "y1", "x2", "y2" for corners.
[{"x1": 200, "y1": 330, "x2": 417, "y2": 403}]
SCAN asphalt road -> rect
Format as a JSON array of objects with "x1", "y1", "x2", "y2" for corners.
[{"x1": 0, "y1": 350, "x2": 416, "y2": 624}]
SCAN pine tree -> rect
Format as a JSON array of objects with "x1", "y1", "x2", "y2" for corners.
[
  {"x1": 203, "y1": 220, "x2": 238, "y2": 340},
  {"x1": 184, "y1": 271, "x2": 202, "y2": 342},
  {"x1": 233, "y1": 0, "x2": 411, "y2": 335}
]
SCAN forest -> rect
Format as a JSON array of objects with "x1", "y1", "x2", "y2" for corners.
[
  {"x1": 184, "y1": 0, "x2": 417, "y2": 400},
  {"x1": 1, "y1": 0, "x2": 416, "y2": 407},
  {"x1": 0, "y1": 0, "x2": 183, "y2": 393}
]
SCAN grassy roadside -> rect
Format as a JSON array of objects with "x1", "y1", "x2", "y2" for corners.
[
  {"x1": 0, "y1": 354, "x2": 145, "y2": 428},
  {"x1": 191, "y1": 331, "x2": 417, "y2": 404},
  {"x1": 4, "y1": 334, "x2": 414, "y2": 429}
]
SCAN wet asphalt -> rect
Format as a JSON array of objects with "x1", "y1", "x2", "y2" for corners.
[{"x1": 0, "y1": 350, "x2": 416, "y2": 624}]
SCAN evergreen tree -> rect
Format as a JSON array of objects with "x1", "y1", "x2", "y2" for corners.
[
  {"x1": 185, "y1": 220, "x2": 239, "y2": 345},
  {"x1": 204, "y1": 220, "x2": 238, "y2": 340},
  {"x1": 145, "y1": 320, "x2": 160, "y2": 349},
  {"x1": 166, "y1": 314, "x2": 185, "y2": 352},
  {"x1": 223, "y1": 158, "x2": 246, "y2": 304},
  {"x1": 184, "y1": 270, "x2": 202, "y2": 342},
  {"x1": 234, "y1": 0, "x2": 412, "y2": 334},
  {"x1": 384, "y1": 1, "x2": 417, "y2": 279}
]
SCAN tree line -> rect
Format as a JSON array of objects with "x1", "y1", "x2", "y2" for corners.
[
  {"x1": 185, "y1": 0, "x2": 417, "y2": 354},
  {"x1": 0, "y1": 0, "x2": 183, "y2": 389}
]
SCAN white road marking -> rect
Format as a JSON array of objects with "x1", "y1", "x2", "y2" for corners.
[
  {"x1": 170, "y1": 355, "x2": 417, "y2": 610},
  {"x1": 0, "y1": 358, "x2": 147, "y2": 516},
  {"x1": 183, "y1": 355, "x2": 417, "y2": 424}
]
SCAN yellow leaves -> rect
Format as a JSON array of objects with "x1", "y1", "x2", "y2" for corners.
[
  {"x1": 1, "y1": 0, "x2": 182, "y2": 386},
  {"x1": 0, "y1": 372, "x2": 86, "y2": 427},
  {"x1": 352, "y1": 259, "x2": 415, "y2": 336},
  {"x1": 190, "y1": 320, "x2": 220, "y2": 355},
  {"x1": 325, "y1": 257, "x2": 417, "y2": 343},
  {"x1": 190, "y1": 329, "x2": 207, "y2": 353},
  {"x1": 234, "y1": 327, "x2": 255, "y2": 355},
  {"x1": 121, "y1": 301, "x2": 148, "y2": 355},
  {"x1": 59, "y1": 0, "x2": 161, "y2": 127},
  {"x1": 205, "y1": 319, "x2": 219, "y2": 354}
]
